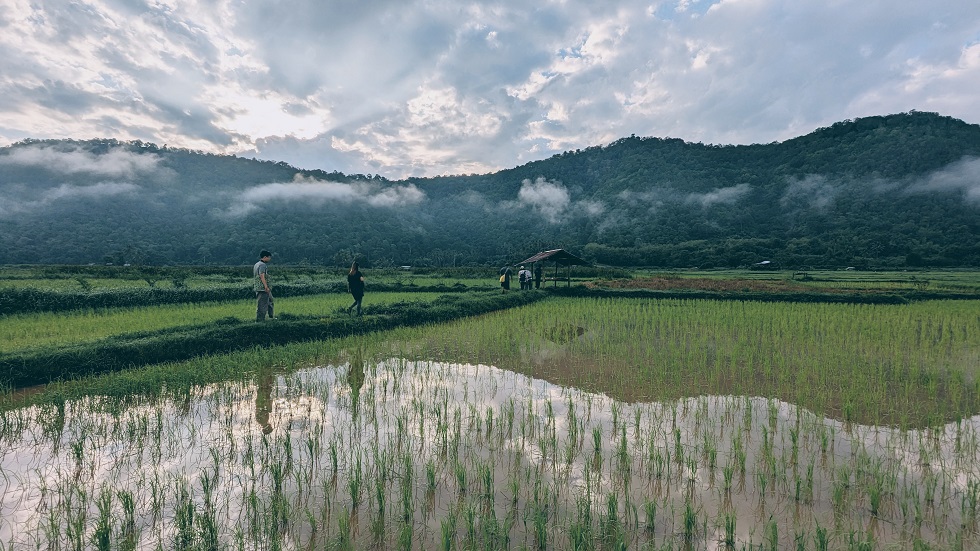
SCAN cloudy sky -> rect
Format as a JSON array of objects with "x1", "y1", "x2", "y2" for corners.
[{"x1": 2, "y1": 0, "x2": 979, "y2": 179}]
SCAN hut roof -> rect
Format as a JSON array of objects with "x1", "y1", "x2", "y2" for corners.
[{"x1": 518, "y1": 249, "x2": 590, "y2": 266}]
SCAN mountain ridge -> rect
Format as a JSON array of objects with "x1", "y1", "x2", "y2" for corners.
[{"x1": 2, "y1": 111, "x2": 978, "y2": 268}]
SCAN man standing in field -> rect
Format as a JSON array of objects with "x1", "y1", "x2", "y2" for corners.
[{"x1": 254, "y1": 250, "x2": 274, "y2": 321}]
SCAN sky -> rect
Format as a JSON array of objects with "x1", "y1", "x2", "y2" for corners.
[{"x1": 2, "y1": 0, "x2": 980, "y2": 180}]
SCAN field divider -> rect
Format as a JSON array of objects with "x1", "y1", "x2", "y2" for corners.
[
  {"x1": 0, "y1": 290, "x2": 546, "y2": 389},
  {"x1": 0, "y1": 282, "x2": 476, "y2": 315}
]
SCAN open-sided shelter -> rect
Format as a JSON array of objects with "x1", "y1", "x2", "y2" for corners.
[{"x1": 518, "y1": 248, "x2": 590, "y2": 287}]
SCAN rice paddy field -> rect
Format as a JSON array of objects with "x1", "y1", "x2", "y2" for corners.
[
  {"x1": 1, "y1": 270, "x2": 979, "y2": 550},
  {"x1": 0, "y1": 292, "x2": 442, "y2": 354}
]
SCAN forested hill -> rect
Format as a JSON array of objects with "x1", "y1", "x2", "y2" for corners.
[{"x1": 2, "y1": 111, "x2": 979, "y2": 268}]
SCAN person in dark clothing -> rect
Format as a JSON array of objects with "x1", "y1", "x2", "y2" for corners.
[
  {"x1": 347, "y1": 261, "x2": 365, "y2": 315},
  {"x1": 499, "y1": 266, "x2": 512, "y2": 293},
  {"x1": 534, "y1": 263, "x2": 543, "y2": 289}
]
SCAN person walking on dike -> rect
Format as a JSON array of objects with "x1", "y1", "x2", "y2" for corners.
[
  {"x1": 534, "y1": 263, "x2": 543, "y2": 289},
  {"x1": 499, "y1": 265, "x2": 512, "y2": 293},
  {"x1": 347, "y1": 261, "x2": 365, "y2": 315},
  {"x1": 518, "y1": 265, "x2": 531, "y2": 290},
  {"x1": 254, "y1": 250, "x2": 274, "y2": 321}
]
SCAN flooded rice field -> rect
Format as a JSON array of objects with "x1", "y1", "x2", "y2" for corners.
[
  {"x1": 2, "y1": 356, "x2": 978, "y2": 550},
  {"x1": 2, "y1": 296, "x2": 977, "y2": 550}
]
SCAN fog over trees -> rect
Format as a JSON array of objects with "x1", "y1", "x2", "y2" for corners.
[{"x1": 2, "y1": 112, "x2": 978, "y2": 268}]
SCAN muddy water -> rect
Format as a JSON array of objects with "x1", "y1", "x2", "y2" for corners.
[{"x1": 1, "y1": 358, "x2": 978, "y2": 549}]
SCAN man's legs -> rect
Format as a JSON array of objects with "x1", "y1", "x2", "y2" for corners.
[{"x1": 256, "y1": 291, "x2": 272, "y2": 321}]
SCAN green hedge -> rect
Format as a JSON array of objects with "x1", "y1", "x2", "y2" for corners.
[
  {"x1": 0, "y1": 290, "x2": 546, "y2": 388},
  {"x1": 0, "y1": 281, "x2": 475, "y2": 315}
]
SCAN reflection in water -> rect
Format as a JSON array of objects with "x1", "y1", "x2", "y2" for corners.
[
  {"x1": 1, "y1": 359, "x2": 978, "y2": 549},
  {"x1": 348, "y1": 350, "x2": 365, "y2": 420},
  {"x1": 254, "y1": 368, "x2": 274, "y2": 435}
]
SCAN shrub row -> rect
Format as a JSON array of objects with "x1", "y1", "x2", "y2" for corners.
[
  {"x1": 0, "y1": 281, "x2": 473, "y2": 315},
  {"x1": 1, "y1": 290, "x2": 545, "y2": 388}
]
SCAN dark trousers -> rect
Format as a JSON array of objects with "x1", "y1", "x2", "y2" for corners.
[
  {"x1": 256, "y1": 291, "x2": 274, "y2": 321},
  {"x1": 348, "y1": 294, "x2": 363, "y2": 315}
]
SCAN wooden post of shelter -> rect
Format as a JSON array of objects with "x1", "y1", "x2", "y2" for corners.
[{"x1": 518, "y1": 249, "x2": 590, "y2": 288}]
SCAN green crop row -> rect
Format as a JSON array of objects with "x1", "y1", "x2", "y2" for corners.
[
  {"x1": 0, "y1": 292, "x2": 444, "y2": 354},
  {"x1": 0, "y1": 281, "x2": 478, "y2": 315},
  {"x1": 0, "y1": 290, "x2": 548, "y2": 390}
]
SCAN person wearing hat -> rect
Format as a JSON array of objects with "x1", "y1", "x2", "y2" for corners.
[{"x1": 253, "y1": 250, "x2": 274, "y2": 321}]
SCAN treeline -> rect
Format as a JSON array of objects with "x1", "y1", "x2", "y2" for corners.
[{"x1": 2, "y1": 112, "x2": 979, "y2": 268}]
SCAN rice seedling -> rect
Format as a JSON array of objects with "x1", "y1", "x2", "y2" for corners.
[
  {"x1": 0, "y1": 295, "x2": 977, "y2": 549},
  {"x1": 0, "y1": 292, "x2": 444, "y2": 354}
]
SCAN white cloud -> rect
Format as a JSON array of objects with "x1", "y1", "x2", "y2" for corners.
[
  {"x1": 686, "y1": 183, "x2": 751, "y2": 207},
  {"x1": 223, "y1": 174, "x2": 425, "y2": 217},
  {"x1": 518, "y1": 177, "x2": 571, "y2": 222},
  {"x1": 781, "y1": 175, "x2": 839, "y2": 211},
  {"x1": 2, "y1": 0, "x2": 980, "y2": 178},
  {"x1": 0, "y1": 144, "x2": 163, "y2": 178},
  {"x1": 0, "y1": 182, "x2": 139, "y2": 216},
  {"x1": 911, "y1": 157, "x2": 980, "y2": 204}
]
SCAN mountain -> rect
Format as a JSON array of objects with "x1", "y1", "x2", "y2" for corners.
[{"x1": 1, "y1": 111, "x2": 979, "y2": 268}]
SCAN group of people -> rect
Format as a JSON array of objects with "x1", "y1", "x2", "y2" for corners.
[
  {"x1": 253, "y1": 249, "x2": 553, "y2": 320},
  {"x1": 252, "y1": 251, "x2": 365, "y2": 322},
  {"x1": 499, "y1": 263, "x2": 543, "y2": 292}
]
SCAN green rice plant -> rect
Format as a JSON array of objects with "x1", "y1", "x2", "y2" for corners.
[
  {"x1": 454, "y1": 460, "x2": 467, "y2": 496},
  {"x1": 348, "y1": 454, "x2": 363, "y2": 509},
  {"x1": 480, "y1": 461, "x2": 494, "y2": 503},
  {"x1": 723, "y1": 512, "x2": 736, "y2": 549},
  {"x1": 722, "y1": 461, "x2": 735, "y2": 493},
  {"x1": 91, "y1": 487, "x2": 112, "y2": 551},
  {"x1": 813, "y1": 521, "x2": 829, "y2": 551},
  {"x1": 439, "y1": 508, "x2": 457, "y2": 551},
  {"x1": 173, "y1": 481, "x2": 196, "y2": 550},
  {"x1": 117, "y1": 490, "x2": 137, "y2": 551},
  {"x1": 682, "y1": 499, "x2": 699, "y2": 543},
  {"x1": 336, "y1": 507, "x2": 353, "y2": 551},
  {"x1": 766, "y1": 518, "x2": 778, "y2": 551}
]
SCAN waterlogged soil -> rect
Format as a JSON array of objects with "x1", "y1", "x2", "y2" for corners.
[{"x1": 1, "y1": 359, "x2": 978, "y2": 550}]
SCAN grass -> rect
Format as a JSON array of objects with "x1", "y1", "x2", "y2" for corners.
[
  {"x1": 1, "y1": 336, "x2": 977, "y2": 549},
  {"x1": 0, "y1": 292, "x2": 442, "y2": 354},
  {"x1": 1, "y1": 268, "x2": 977, "y2": 549}
]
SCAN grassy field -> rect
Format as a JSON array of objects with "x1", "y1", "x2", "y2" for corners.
[
  {"x1": 1, "y1": 286, "x2": 978, "y2": 550},
  {"x1": 0, "y1": 292, "x2": 442, "y2": 354}
]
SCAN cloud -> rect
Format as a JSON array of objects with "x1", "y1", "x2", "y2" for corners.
[
  {"x1": 617, "y1": 189, "x2": 673, "y2": 209},
  {"x1": 911, "y1": 157, "x2": 980, "y2": 204},
  {"x1": 0, "y1": 144, "x2": 164, "y2": 178},
  {"x1": 685, "y1": 183, "x2": 751, "y2": 207},
  {"x1": 2, "y1": 0, "x2": 980, "y2": 178},
  {"x1": 223, "y1": 174, "x2": 426, "y2": 217},
  {"x1": 518, "y1": 177, "x2": 571, "y2": 222},
  {"x1": 0, "y1": 182, "x2": 139, "y2": 216},
  {"x1": 780, "y1": 175, "x2": 839, "y2": 211}
]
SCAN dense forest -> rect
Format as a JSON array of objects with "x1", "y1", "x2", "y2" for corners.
[{"x1": 2, "y1": 111, "x2": 979, "y2": 268}]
